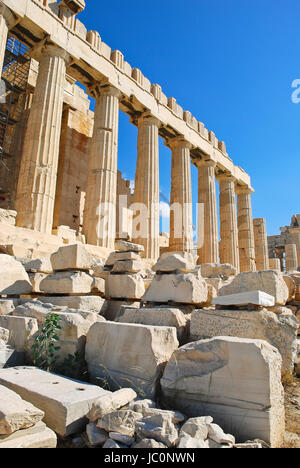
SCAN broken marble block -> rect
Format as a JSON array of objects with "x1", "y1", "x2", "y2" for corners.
[
  {"x1": 22, "y1": 257, "x2": 53, "y2": 274},
  {"x1": 115, "y1": 240, "x2": 144, "y2": 253},
  {"x1": 212, "y1": 290, "x2": 275, "y2": 307},
  {"x1": 86, "y1": 321, "x2": 178, "y2": 399},
  {"x1": 161, "y1": 336, "x2": 285, "y2": 448},
  {"x1": 106, "y1": 274, "x2": 145, "y2": 300},
  {"x1": 152, "y1": 253, "x2": 195, "y2": 273},
  {"x1": 142, "y1": 273, "x2": 208, "y2": 305},
  {"x1": 0, "y1": 385, "x2": 44, "y2": 435},
  {"x1": 88, "y1": 388, "x2": 137, "y2": 422},
  {"x1": 106, "y1": 251, "x2": 140, "y2": 267},
  {"x1": 0, "y1": 315, "x2": 38, "y2": 352},
  {"x1": 190, "y1": 307, "x2": 298, "y2": 372},
  {"x1": 0, "y1": 299, "x2": 21, "y2": 316},
  {"x1": 0, "y1": 255, "x2": 32, "y2": 295},
  {"x1": 51, "y1": 244, "x2": 94, "y2": 271},
  {"x1": 117, "y1": 307, "x2": 188, "y2": 343},
  {"x1": 39, "y1": 271, "x2": 94, "y2": 295},
  {"x1": 0, "y1": 367, "x2": 112, "y2": 437},
  {"x1": 38, "y1": 295, "x2": 107, "y2": 315},
  {"x1": 219, "y1": 270, "x2": 289, "y2": 305},
  {"x1": 0, "y1": 421, "x2": 57, "y2": 448}
]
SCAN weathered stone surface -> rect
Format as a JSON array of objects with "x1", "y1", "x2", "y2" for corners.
[
  {"x1": 129, "y1": 399, "x2": 156, "y2": 413},
  {"x1": 132, "y1": 438, "x2": 167, "y2": 448},
  {"x1": 109, "y1": 431, "x2": 135, "y2": 446},
  {"x1": 153, "y1": 253, "x2": 194, "y2": 273},
  {"x1": 198, "y1": 263, "x2": 237, "y2": 279},
  {"x1": 102, "y1": 438, "x2": 122, "y2": 448},
  {"x1": 283, "y1": 275, "x2": 296, "y2": 302},
  {"x1": 0, "y1": 316, "x2": 38, "y2": 352},
  {"x1": 0, "y1": 255, "x2": 32, "y2": 295},
  {"x1": 208, "y1": 423, "x2": 235, "y2": 444},
  {"x1": 38, "y1": 295, "x2": 107, "y2": 315},
  {"x1": 51, "y1": 244, "x2": 94, "y2": 271},
  {"x1": 0, "y1": 208, "x2": 17, "y2": 226},
  {"x1": 140, "y1": 407, "x2": 185, "y2": 423},
  {"x1": 97, "y1": 410, "x2": 142, "y2": 437},
  {"x1": 106, "y1": 251, "x2": 140, "y2": 267},
  {"x1": 212, "y1": 291, "x2": 275, "y2": 307},
  {"x1": 104, "y1": 300, "x2": 140, "y2": 321},
  {"x1": 117, "y1": 308, "x2": 188, "y2": 343},
  {"x1": 161, "y1": 337, "x2": 285, "y2": 448},
  {"x1": 86, "y1": 321, "x2": 178, "y2": 399},
  {"x1": 29, "y1": 272, "x2": 48, "y2": 293},
  {"x1": 179, "y1": 416, "x2": 212, "y2": 440},
  {"x1": 142, "y1": 273, "x2": 208, "y2": 305},
  {"x1": 86, "y1": 423, "x2": 108, "y2": 446},
  {"x1": 0, "y1": 385, "x2": 44, "y2": 435},
  {"x1": 0, "y1": 366, "x2": 112, "y2": 437},
  {"x1": 88, "y1": 388, "x2": 137, "y2": 422},
  {"x1": 0, "y1": 327, "x2": 8, "y2": 343},
  {"x1": 177, "y1": 436, "x2": 208, "y2": 448},
  {"x1": 219, "y1": 271, "x2": 289, "y2": 306},
  {"x1": 190, "y1": 307, "x2": 298, "y2": 371},
  {"x1": 0, "y1": 299, "x2": 20, "y2": 316},
  {"x1": 115, "y1": 240, "x2": 144, "y2": 253},
  {"x1": 135, "y1": 413, "x2": 179, "y2": 447},
  {"x1": 112, "y1": 260, "x2": 143, "y2": 274},
  {"x1": 39, "y1": 271, "x2": 94, "y2": 295},
  {"x1": 0, "y1": 421, "x2": 57, "y2": 448},
  {"x1": 106, "y1": 274, "x2": 145, "y2": 300},
  {"x1": 22, "y1": 257, "x2": 53, "y2": 274},
  {"x1": 91, "y1": 277, "x2": 105, "y2": 295}
]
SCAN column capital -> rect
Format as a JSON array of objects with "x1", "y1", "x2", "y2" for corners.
[
  {"x1": 0, "y1": 4, "x2": 15, "y2": 29},
  {"x1": 196, "y1": 158, "x2": 217, "y2": 169},
  {"x1": 167, "y1": 136, "x2": 193, "y2": 150},
  {"x1": 236, "y1": 185, "x2": 254, "y2": 195},
  {"x1": 87, "y1": 83, "x2": 122, "y2": 100},
  {"x1": 216, "y1": 172, "x2": 236, "y2": 183},
  {"x1": 31, "y1": 43, "x2": 71, "y2": 64},
  {"x1": 137, "y1": 113, "x2": 161, "y2": 128},
  {"x1": 60, "y1": 0, "x2": 85, "y2": 14}
]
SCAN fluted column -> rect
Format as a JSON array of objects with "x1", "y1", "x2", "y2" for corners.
[
  {"x1": 15, "y1": 44, "x2": 70, "y2": 233},
  {"x1": 218, "y1": 174, "x2": 240, "y2": 271},
  {"x1": 83, "y1": 85, "x2": 121, "y2": 248},
  {"x1": 169, "y1": 137, "x2": 193, "y2": 252},
  {"x1": 197, "y1": 160, "x2": 219, "y2": 264},
  {"x1": 236, "y1": 186, "x2": 256, "y2": 272},
  {"x1": 0, "y1": 4, "x2": 14, "y2": 77},
  {"x1": 253, "y1": 218, "x2": 269, "y2": 271},
  {"x1": 285, "y1": 244, "x2": 298, "y2": 271},
  {"x1": 132, "y1": 115, "x2": 160, "y2": 260}
]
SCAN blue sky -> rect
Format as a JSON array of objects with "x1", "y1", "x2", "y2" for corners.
[{"x1": 78, "y1": 0, "x2": 300, "y2": 236}]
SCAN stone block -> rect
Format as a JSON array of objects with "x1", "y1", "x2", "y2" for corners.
[
  {"x1": 0, "y1": 385, "x2": 44, "y2": 435},
  {"x1": 51, "y1": 244, "x2": 95, "y2": 272},
  {"x1": 219, "y1": 270, "x2": 289, "y2": 305},
  {"x1": 161, "y1": 337, "x2": 285, "y2": 447},
  {"x1": 0, "y1": 315, "x2": 38, "y2": 352},
  {"x1": 22, "y1": 257, "x2": 53, "y2": 274},
  {"x1": 153, "y1": 253, "x2": 195, "y2": 273},
  {"x1": 198, "y1": 263, "x2": 237, "y2": 279},
  {"x1": 106, "y1": 274, "x2": 145, "y2": 300},
  {"x1": 106, "y1": 251, "x2": 140, "y2": 267},
  {"x1": 38, "y1": 295, "x2": 107, "y2": 315},
  {"x1": 142, "y1": 273, "x2": 208, "y2": 305},
  {"x1": 0, "y1": 366, "x2": 112, "y2": 437},
  {"x1": 0, "y1": 299, "x2": 21, "y2": 316},
  {"x1": 117, "y1": 307, "x2": 188, "y2": 343},
  {"x1": 190, "y1": 307, "x2": 298, "y2": 371},
  {"x1": 212, "y1": 291, "x2": 275, "y2": 307},
  {"x1": 104, "y1": 300, "x2": 140, "y2": 321},
  {"x1": 112, "y1": 260, "x2": 143, "y2": 274},
  {"x1": 39, "y1": 271, "x2": 94, "y2": 295},
  {"x1": 0, "y1": 255, "x2": 32, "y2": 296},
  {"x1": 86, "y1": 321, "x2": 178, "y2": 399},
  {"x1": 0, "y1": 421, "x2": 57, "y2": 448},
  {"x1": 115, "y1": 240, "x2": 144, "y2": 253},
  {"x1": 283, "y1": 275, "x2": 296, "y2": 302},
  {"x1": 88, "y1": 388, "x2": 137, "y2": 421}
]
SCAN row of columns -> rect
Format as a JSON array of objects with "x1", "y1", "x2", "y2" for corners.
[{"x1": 1, "y1": 12, "x2": 264, "y2": 270}]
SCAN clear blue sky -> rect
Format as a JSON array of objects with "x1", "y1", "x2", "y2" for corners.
[{"x1": 78, "y1": 0, "x2": 300, "y2": 236}]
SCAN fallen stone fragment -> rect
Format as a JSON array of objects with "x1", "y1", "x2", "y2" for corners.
[
  {"x1": 39, "y1": 271, "x2": 94, "y2": 295},
  {"x1": 208, "y1": 423, "x2": 235, "y2": 445},
  {"x1": 22, "y1": 257, "x2": 53, "y2": 274},
  {"x1": 0, "y1": 299, "x2": 20, "y2": 316},
  {"x1": 0, "y1": 421, "x2": 57, "y2": 448},
  {"x1": 0, "y1": 255, "x2": 32, "y2": 295},
  {"x1": 0, "y1": 385, "x2": 44, "y2": 435},
  {"x1": 129, "y1": 399, "x2": 156, "y2": 413},
  {"x1": 112, "y1": 260, "x2": 143, "y2": 274},
  {"x1": 51, "y1": 244, "x2": 94, "y2": 271},
  {"x1": 115, "y1": 240, "x2": 144, "y2": 253},
  {"x1": 132, "y1": 438, "x2": 167, "y2": 448},
  {"x1": 198, "y1": 263, "x2": 237, "y2": 279},
  {"x1": 177, "y1": 436, "x2": 209, "y2": 448},
  {"x1": 141, "y1": 407, "x2": 185, "y2": 424},
  {"x1": 103, "y1": 438, "x2": 122, "y2": 448},
  {"x1": 212, "y1": 290, "x2": 275, "y2": 307},
  {"x1": 219, "y1": 270, "x2": 289, "y2": 305},
  {"x1": 152, "y1": 253, "x2": 195, "y2": 273},
  {"x1": 135, "y1": 413, "x2": 179, "y2": 448},
  {"x1": 161, "y1": 337, "x2": 285, "y2": 448},
  {"x1": 0, "y1": 366, "x2": 112, "y2": 437},
  {"x1": 97, "y1": 410, "x2": 143, "y2": 437},
  {"x1": 109, "y1": 432, "x2": 135, "y2": 446},
  {"x1": 86, "y1": 423, "x2": 108, "y2": 446},
  {"x1": 106, "y1": 251, "x2": 140, "y2": 267},
  {"x1": 0, "y1": 328, "x2": 8, "y2": 343},
  {"x1": 0, "y1": 315, "x2": 38, "y2": 352},
  {"x1": 88, "y1": 388, "x2": 137, "y2": 422},
  {"x1": 38, "y1": 295, "x2": 107, "y2": 315},
  {"x1": 179, "y1": 416, "x2": 212, "y2": 440}
]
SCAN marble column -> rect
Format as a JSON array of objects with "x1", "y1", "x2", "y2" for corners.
[
  {"x1": 132, "y1": 115, "x2": 160, "y2": 260},
  {"x1": 15, "y1": 44, "x2": 70, "y2": 233},
  {"x1": 253, "y1": 218, "x2": 269, "y2": 271},
  {"x1": 218, "y1": 174, "x2": 240, "y2": 271},
  {"x1": 197, "y1": 160, "x2": 219, "y2": 264},
  {"x1": 285, "y1": 244, "x2": 298, "y2": 271},
  {"x1": 236, "y1": 186, "x2": 256, "y2": 272},
  {"x1": 83, "y1": 85, "x2": 121, "y2": 248},
  {"x1": 269, "y1": 258, "x2": 281, "y2": 272},
  {"x1": 169, "y1": 137, "x2": 193, "y2": 252},
  {"x1": 0, "y1": 4, "x2": 14, "y2": 77}
]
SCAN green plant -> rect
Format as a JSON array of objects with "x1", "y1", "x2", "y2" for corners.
[
  {"x1": 31, "y1": 313, "x2": 62, "y2": 372},
  {"x1": 55, "y1": 351, "x2": 88, "y2": 381}
]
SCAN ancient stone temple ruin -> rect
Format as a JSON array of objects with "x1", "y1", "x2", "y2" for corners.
[{"x1": 0, "y1": 0, "x2": 299, "y2": 451}]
